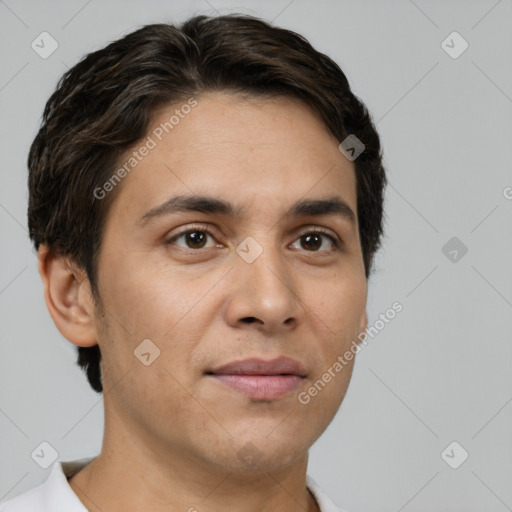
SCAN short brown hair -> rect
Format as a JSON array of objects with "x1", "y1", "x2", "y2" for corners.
[{"x1": 28, "y1": 14, "x2": 387, "y2": 393}]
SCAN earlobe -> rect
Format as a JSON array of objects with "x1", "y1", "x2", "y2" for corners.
[{"x1": 37, "y1": 244, "x2": 98, "y2": 348}]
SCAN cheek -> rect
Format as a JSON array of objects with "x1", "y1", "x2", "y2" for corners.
[
  {"x1": 98, "y1": 267, "x2": 213, "y2": 376},
  {"x1": 98, "y1": 262, "x2": 181, "y2": 336},
  {"x1": 316, "y1": 275, "x2": 367, "y2": 337},
  {"x1": 299, "y1": 355, "x2": 355, "y2": 437},
  {"x1": 315, "y1": 277, "x2": 365, "y2": 400}
]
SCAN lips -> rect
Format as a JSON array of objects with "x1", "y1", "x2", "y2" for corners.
[
  {"x1": 207, "y1": 357, "x2": 306, "y2": 400},
  {"x1": 208, "y1": 357, "x2": 307, "y2": 377}
]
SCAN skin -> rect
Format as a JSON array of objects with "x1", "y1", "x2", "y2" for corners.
[{"x1": 38, "y1": 91, "x2": 368, "y2": 512}]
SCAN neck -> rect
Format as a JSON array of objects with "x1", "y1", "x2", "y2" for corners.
[
  {"x1": 69, "y1": 454, "x2": 319, "y2": 512},
  {"x1": 68, "y1": 431, "x2": 319, "y2": 512}
]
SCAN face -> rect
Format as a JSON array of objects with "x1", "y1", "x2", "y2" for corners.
[{"x1": 91, "y1": 91, "x2": 368, "y2": 473}]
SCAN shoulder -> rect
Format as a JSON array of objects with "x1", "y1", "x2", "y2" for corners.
[
  {"x1": 0, "y1": 475, "x2": 49, "y2": 511},
  {"x1": 0, "y1": 458, "x2": 94, "y2": 512},
  {"x1": 306, "y1": 474, "x2": 352, "y2": 512}
]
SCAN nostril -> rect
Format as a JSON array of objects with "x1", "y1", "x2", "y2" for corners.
[{"x1": 242, "y1": 317, "x2": 258, "y2": 323}]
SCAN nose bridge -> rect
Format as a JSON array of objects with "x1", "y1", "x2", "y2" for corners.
[
  {"x1": 236, "y1": 230, "x2": 286, "y2": 284},
  {"x1": 231, "y1": 230, "x2": 300, "y2": 325}
]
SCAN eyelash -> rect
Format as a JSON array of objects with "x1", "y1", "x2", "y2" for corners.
[{"x1": 166, "y1": 225, "x2": 341, "y2": 253}]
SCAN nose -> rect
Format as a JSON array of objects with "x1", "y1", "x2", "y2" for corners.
[{"x1": 223, "y1": 239, "x2": 303, "y2": 334}]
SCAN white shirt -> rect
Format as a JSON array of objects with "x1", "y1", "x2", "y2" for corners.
[{"x1": 0, "y1": 457, "x2": 349, "y2": 512}]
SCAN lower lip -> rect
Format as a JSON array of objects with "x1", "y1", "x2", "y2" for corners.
[{"x1": 210, "y1": 374, "x2": 303, "y2": 400}]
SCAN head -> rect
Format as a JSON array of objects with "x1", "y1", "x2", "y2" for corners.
[{"x1": 29, "y1": 15, "x2": 386, "y2": 471}]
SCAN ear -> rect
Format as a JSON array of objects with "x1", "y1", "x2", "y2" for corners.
[
  {"x1": 356, "y1": 309, "x2": 369, "y2": 346},
  {"x1": 37, "y1": 244, "x2": 98, "y2": 347}
]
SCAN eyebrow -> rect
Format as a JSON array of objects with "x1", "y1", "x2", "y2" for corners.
[{"x1": 137, "y1": 194, "x2": 356, "y2": 227}]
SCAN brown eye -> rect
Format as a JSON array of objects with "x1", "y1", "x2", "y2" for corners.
[
  {"x1": 291, "y1": 230, "x2": 339, "y2": 252},
  {"x1": 184, "y1": 231, "x2": 208, "y2": 249},
  {"x1": 168, "y1": 229, "x2": 216, "y2": 250},
  {"x1": 301, "y1": 233, "x2": 322, "y2": 251}
]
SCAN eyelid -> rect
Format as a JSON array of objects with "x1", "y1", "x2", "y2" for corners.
[{"x1": 169, "y1": 224, "x2": 218, "y2": 238}]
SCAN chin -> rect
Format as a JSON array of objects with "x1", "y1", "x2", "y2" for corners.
[
  {"x1": 225, "y1": 446, "x2": 307, "y2": 474},
  {"x1": 214, "y1": 431, "x2": 312, "y2": 474}
]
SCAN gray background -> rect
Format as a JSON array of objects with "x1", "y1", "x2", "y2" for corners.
[{"x1": 1, "y1": 1, "x2": 511, "y2": 511}]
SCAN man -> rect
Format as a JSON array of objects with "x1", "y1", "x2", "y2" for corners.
[{"x1": 1, "y1": 13, "x2": 386, "y2": 512}]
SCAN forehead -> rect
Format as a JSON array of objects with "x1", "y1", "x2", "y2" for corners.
[{"x1": 106, "y1": 91, "x2": 357, "y2": 226}]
